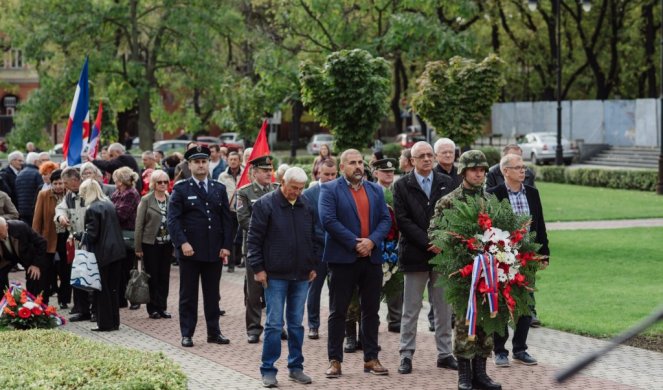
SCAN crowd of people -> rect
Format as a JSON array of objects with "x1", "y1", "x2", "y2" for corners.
[{"x1": 0, "y1": 137, "x2": 549, "y2": 390}]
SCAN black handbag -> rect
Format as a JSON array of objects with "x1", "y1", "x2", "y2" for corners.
[{"x1": 125, "y1": 262, "x2": 150, "y2": 304}]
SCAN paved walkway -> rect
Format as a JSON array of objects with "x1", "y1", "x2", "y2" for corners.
[
  {"x1": 547, "y1": 218, "x2": 663, "y2": 231},
  {"x1": 35, "y1": 262, "x2": 661, "y2": 390}
]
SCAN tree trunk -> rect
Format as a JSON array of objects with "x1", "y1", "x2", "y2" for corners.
[
  {"x1": 390, "y1": 56, "x2": 403, "y2": 132},
  {"x1": 641, "y1": 1, "x2": 657, "y2": 98},
  {"x1": 290, "y1": 100, "x2": 303, "y2": 158}
]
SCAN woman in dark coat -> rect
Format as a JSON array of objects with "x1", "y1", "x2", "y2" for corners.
[{"x1": 79, "y1": 179, "x2": 125, "y2": 332}]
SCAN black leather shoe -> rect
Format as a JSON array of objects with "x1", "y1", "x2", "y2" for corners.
[
  {"x1": 437, "y1": 355, "x2": 458, "y2": 370},
  {"x1": 388, "y1": 324, "x2": 401, "y2": 333},
  {"x1": 207, "y1": 333, "x2": 230, "y2": 344},
  {"x1": 227, "y1": 267, "x2": 234, "y2": 273},
  {"x1": 69, "y1": 313, "x2": 91, "y2": 322},
  {"x1": 129, "y1": 304, "x2": 140, "y2": 310},
  {"x1": 219, "y1": 309, "x2": 226, "y2": 316},
  {"x1": 91, "y1": 326, "x2": 118, "y2": 332},
  {"x1": 398, "y1": 357, "x2": 412, "y2": 374},
  {"x1": 247, "y1": 334, "x2": 260, "y2": 344},
  {"x1": 343, "y1": 336, "x2": 357, "y2": 353},
  {"x1": 149, "y1": 312, "x2": 161, "y2": 319},
  {"x1": 429, "y1": 322, "x2": 435, "y2": 332},
  {"x1": 308, "y1": 328, "x2": 319, "y2": 340},
  {"x1": 181, "y1": 337, "x2": 194, "y2": 347},
  {"x1": 158, "y1": 311, "x2": 172, "y2": 319},
  {"x1": 59, "y1": 303, "x2": 68, "y2": 310}
]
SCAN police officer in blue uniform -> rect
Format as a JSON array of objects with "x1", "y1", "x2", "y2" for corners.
[{"x1": 168, "y1": 146, "x2": 233, "y2": 348}]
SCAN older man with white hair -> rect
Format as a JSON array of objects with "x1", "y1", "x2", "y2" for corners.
[
  {"x1": 433, "y1": 138, "x2": 461, "y2": 188},
  {"x1": 247, "y1": 166, "x2": 318, "y2": 387},
  {"x1": 92, "y1": 142, "x2": 142, "y2": 193},
  {"x1": 0, "y1": 150, "x2": 24, "y2": 205},
  {"x1": 15, "y1": 152, "x2": 43, "y2": 224}
]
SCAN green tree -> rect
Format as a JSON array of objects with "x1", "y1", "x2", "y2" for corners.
[
  {"x1": 412, "y1": 54, "x2": 505, "y2": 147},
  {"x1": 299, "y1": 49, "x2": 390, "y2": 151}
]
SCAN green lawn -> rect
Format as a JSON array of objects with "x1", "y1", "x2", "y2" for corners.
[
  {"x1": 536, "y1": 227, "x2": 663, "y2": 337},
  {"x1": 537, "y1": 182, "x2": 663, "y2": 222}
]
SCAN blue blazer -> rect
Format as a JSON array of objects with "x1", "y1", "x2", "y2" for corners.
[{"x1": 319, "y1": 177, "x2": 391, "y2": 265}]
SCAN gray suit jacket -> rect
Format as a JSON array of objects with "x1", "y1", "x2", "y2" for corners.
[{"x1": 134, "y1": 192, "x2": 169, "y2": 252}]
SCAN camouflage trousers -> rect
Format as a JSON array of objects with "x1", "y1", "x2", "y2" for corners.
[{"x1": 453, "y1": 312, "x2": 493, "y2": 360}]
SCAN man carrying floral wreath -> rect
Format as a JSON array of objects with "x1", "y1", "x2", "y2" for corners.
[{"x1": 428, "y1": 150, "x2": 502, "y2": 390}]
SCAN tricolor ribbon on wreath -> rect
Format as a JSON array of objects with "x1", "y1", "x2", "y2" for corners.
[{"x1": 465, "y1": 253, "x2": 499, "y2": 341}]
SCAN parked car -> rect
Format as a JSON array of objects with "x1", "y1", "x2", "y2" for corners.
[
  {"x1": 517, "y1": 132, "x2": 577, "y2": 165},
  {"x1": 306, "y1": 133, "x2": 334, "y2": 155},
  {"x1": 219, "y1": 132, "x2": 245, "y2": 151},
  {"x1": 196, "y1": 136, "x2": 222, "y2": 147},
  {"x1": 395, "y1": 132, "x2": 426, "y2": 148},
  {"x1": 152, "y1": 140, "x2": 191, "y2": 153}
]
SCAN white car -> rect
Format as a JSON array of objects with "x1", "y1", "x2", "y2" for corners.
[
  {"x1": 517, "y1": 132, "x2": 577, "y2": 165},
  {"x1": 152, "y1": 140, "x2": 191, "y2": 153},
  {"x1": 306, "y1": 133, "x2": 334, "y2": 155}
]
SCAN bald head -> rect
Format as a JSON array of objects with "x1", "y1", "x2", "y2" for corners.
[{"x1": 411, "y1": 141, "x2": 435, "y2": 176}]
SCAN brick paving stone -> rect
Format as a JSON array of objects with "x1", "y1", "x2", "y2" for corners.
[{"x1": 11, "y1": 262, "x2": 662, "y2": 390}]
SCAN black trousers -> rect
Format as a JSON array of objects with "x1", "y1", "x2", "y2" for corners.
[
  {"x1": 327, "y1": 259, "x2": 383, "y2": 362},
  {"x1": 493, "y1": 315, "x2": 532, "y2": 355},
  {"x1": 143, "y1": 242, "x2": 172, "y2": 314},
  {"x1": 229, "y1": 212, "x2": 240, "y2": 266},
  {"x1": 95, "y1": 260, "x2": 121, "y2": 330},
  {"x1": 54, "y1": 233, "x2": 72, "y2": 305},
  {"x1": 0, "y1": 264, "x2": 11, "y2": 292},
  {"x1": 179, "y1": 258, "x2": 222, "y2": 338}
]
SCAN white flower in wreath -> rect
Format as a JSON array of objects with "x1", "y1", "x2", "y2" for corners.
[
  {"x1": 22, "y1": 301, "x2": 36, "y2": 310},
  {"x1": 503, "y1": 241, "x2": 512, "y2": 253},
  {"x1": 382, "y1": 263, "x2": 389, "y2": 273},
  {"x1": 482, "y1": 227, "x2": 510, "y2": 244},
  {"x1": 504, "y1": 251, "x2": 517, "y2": 265},
  {"x1": 497, "y1": 268, "x2": 508, "y2": 283},
  {"x1": 508, "y1": 266, "x2": 519, "y2": 281},
  {"x1": 384, "y1": 271, "x2": 392, "y2": 283},
  {"x1": 495, "y1": 251, "x2": 509, "y2": 264},
  {"x1": 488, "y1": 244, "x2": 498, "y2": 254}
]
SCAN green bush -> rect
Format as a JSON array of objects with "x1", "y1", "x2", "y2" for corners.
[
  {"x1": 0, "y1": 329, "x2": 187, "y2": 389},
  {"x1": 535, "y1": 166, "x2": 657, "y2": 192},
  {"x1": 381, "y1": 143, "x2": 402, "y2": 159},
  {"x1": 478, "y1": 146, "x2": 500, "y2": 166},
  {"x1": 280, "y1": 155, "x2": 316, "y2": 165}
]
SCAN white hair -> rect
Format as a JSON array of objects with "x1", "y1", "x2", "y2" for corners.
[
  {"x1": 8, "y1": 151, "x2": 24, "y2": 162},
  {"x1": 283, "y1": 167, "x2": 307, "y2": 184},
  {"x1": 79, "y1": 162, "x2": 103, "y2": 179},
  {"x1": 108, "y1": 143, "x2": 126, "y2": 154},
  {"x1": 26, "y1": 152, "x2": 39, "y2": 165},
  {"x1": 38, "y1": 152, "x2": 50, "y2": 160},
  {"x1": 434, "y1": 138, "x2": 456, "y2": 153},
  {"x1": 276, "y1": 164, "x2": 290, "y2": 180},
  {"x1": 500, "y1": 153, "x2": 523, "y2": 173}
]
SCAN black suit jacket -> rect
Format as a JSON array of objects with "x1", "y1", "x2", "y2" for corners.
[
  {"x1": 394, "y1": 171, "x2": 454, "y2": 272},
  {"x1": 1, "y1": 220, "x2": 48, "y2": 270},
  {"x1": 487, "y1": 184, "x2": 550, "y2": 257}
]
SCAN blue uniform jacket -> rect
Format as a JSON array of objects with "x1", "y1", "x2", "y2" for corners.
[
  {"x1": 319, "y1": 177, "x2": 391, "y2": 265},
  {"x1": 167, "y1": 178, "x2": 233, "y2": 262}
]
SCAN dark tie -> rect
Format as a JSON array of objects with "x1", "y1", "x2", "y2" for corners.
[{"x1": 199, "y1": 181, "x2": 206, "y2": 193}]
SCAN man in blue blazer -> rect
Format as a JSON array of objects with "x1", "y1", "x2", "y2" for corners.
[
  {"x1": 319, "y1": 149, "x2": 392, "y2": 378},
  {"x1": 168, "y1": 146, "x2": 233, "y2": 348}
]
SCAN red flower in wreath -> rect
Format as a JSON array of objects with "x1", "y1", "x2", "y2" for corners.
[
  {"x1": 478, "y1": 212, "x2": 492, "y2": 231},
  {"x1": 19, "y1": 290, "x2": 28, "y2": 304},
  {"x1": 31, "y1": 307, "x2": 43, "y2": 316},
  {"x1": 3, "y1": 307, "x2": 15, "y2": 317},
  {"x1": 465, "y1": 237, "x2": 479, "y2": 251},
  {"x1": 18, "y1": 307, "x2": 31, "y2": 319},
  {"x1": 45, "y1": 306, "x2": 57, "y2": 316}
]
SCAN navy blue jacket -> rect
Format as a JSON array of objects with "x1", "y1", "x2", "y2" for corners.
[
  {"x1": 302, "y1": 183, "x2": 324, "y2": 255},
  {"x1": 247, "y1": 189, "x2": 318, "y2": 280},
  {"x1": 167, "y1": 178, "x2": 233, "y2": 262},
  {"x1": 15, "y1": 164, "x2": 43, "y2": 218},
  {"x1": 319, "y1": 177, "x2": 391, "y2": 265}
]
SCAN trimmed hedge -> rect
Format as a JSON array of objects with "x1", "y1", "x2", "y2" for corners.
[
  {"x1": 0, "y1": 329, "x2": 187, "y2": 389},
  {"x1": 536, "y1": 166, "x2": 658, "y2": 191},
  {"x1": 279, "y1": 155, "x2": 316, "y2": 165},
  {"x1": 478, "y1": 146, "x2": 501, "y2": 167},
  {"x1": 381, "y1": 143, "x2": 402, "y2": 159}
]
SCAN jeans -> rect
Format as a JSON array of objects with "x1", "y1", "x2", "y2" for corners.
[
  {"x1": 306, "y1": 260, "x2": 328, "y2": 330},
  {"x1": 493, "y1": 315, "x2": 532, "y2": 355},
  {"x1": 260, "y1": 278, "x2": 309, "y2": 377}
]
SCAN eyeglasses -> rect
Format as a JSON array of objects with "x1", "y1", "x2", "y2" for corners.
[
  {"x1": 506, "y1": 166, "x2": 526, "y2": 171},
  {"x1": 156, "y1": 180, "x2": 169, "y2": 185},
  {"x1": 412, "y1": 153, "x2": 434, "y2": 160}
]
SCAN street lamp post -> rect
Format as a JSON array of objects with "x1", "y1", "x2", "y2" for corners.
[{"x1": 528, "y1": 0, "x2": 591, "y2": 165}]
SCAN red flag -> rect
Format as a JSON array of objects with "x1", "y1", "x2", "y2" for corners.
[{"x1": 237, "y1": 120, "x2": 270, "y2": 188}]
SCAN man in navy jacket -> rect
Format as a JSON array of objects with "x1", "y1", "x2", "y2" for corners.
[
  {"x1": 247, "y1": 167, "x2": 318, "y2": 387},
  {"x1": 319, "y1": 149, "x2": 392, "y2": 378},
  {"x1": 168, "y1": 146, "x2": 233, "y2": 348}
]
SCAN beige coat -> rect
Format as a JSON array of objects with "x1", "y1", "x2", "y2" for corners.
[
  {"x1": 134, "y1": 192, "x2": 169, "y2": 252},
  {"x1": 0, "y1": 190, "x2": 18, "y2": 220}
]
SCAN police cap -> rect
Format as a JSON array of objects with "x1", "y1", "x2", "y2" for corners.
[{"x1": 184, "y1": 145, "x2": 211, "y2": 161}]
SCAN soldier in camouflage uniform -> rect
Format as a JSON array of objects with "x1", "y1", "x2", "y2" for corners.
[
  {"x1": 237, "y1": 155, "x2": 280, "y2": 344},
  {"x1": 429, "y1": 150, "x2": 502, "y2": 390}
]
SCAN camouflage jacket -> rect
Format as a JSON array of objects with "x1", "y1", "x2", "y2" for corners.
[{"x1": 427, "y1": 185, "x2": 485, "y2": 241}]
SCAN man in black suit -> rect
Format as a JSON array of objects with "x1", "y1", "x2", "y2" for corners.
[
  {"x1": 485, "y1": 144, "x2": 536, "y2": 189},
  {"x1": 0, "y1": 217, "x2": 47, "y2": 297},
  {"x1": 487, "y1": 153, "x2": 550, "y2": 368},
  {"x1": 168, "y1": 146, "x2": 233, "y2": 348},
  {"x1": 92, "y1": 143, "x2": 142, "y2": 193},
  {"x1": 0, "y1": 151, "x2": 24, "y2": 206}
]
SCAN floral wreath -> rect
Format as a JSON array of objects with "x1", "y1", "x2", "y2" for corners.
[
  {"x1": 0, "y1": 282, "x2": 66, "y2": 330},
  {"x1": 429, "y1": 194, "x2": 544, "y2": 338}
]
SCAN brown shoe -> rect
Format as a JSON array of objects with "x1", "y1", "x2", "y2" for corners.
[
  {"x1": 325, "y1": 360, "x2": 342, "y2": 378},
  {"x1": 364, "y1": 359, "x2": 389, "y2": 375}
]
